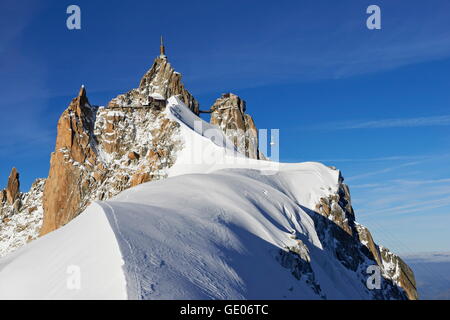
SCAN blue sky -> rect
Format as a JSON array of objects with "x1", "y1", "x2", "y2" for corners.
[{"x1": 1, "y1": 0, "x2": 450, "y2": 254}]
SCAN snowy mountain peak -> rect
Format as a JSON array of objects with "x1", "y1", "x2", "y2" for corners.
[
  {"x1": 0, "y1": 108, "x2": 418, "y2": 298},
  {"x1": 0, "y1": 47, "x2": 418, "y2": 300},
  {"x1": 112, "y1": 55, "x2": 199, "y2": 114}
]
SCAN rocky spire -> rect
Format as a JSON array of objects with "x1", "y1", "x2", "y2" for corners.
[
  {"x1": 40, "y1": 86, "x2": 97, "y2": 236},
  {"x1": 109, "y1": 40, "x2": 199, "y2": 114},
  {"x1": 160, "y1": 35, "x2": 166, "y2": 58},
  {"x1": 6, "y1": 168, "x2": 20, "y2": 205},
  {"x1": 210, "y1": 93, "x2": 264, "y2": 160},
  {"x1": 77, "y1": 84, "x2": 90, "y2": 110},
  {"x1": 40, "y1": 72, "x2": 184, "y2": 236}
]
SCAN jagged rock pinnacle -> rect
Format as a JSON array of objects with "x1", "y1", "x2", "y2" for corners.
[
  {"x1": 78, "y1": 85, "x2": 86, "y2": 98},
  {"x1": 6, "y1": 167, "x2": 20, "y2": 205},
  {"x1": 76, "y1": 84, "x2": 90, "y2": 109},
  {"x1": 109, "y1": 50, "x2": 199, "y2": 114},
  {"x1": 160, "y1": 35, "x2": 166, "y2": 58},
  {"x1": 210, "y1": 93, "x2": 263, "y2": 159}
]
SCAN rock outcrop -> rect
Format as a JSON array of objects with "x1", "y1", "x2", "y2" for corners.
[
  {"x1": 277, "y1": 239, "x2": 324, "y2": 298},
  {"x1": 39, "y1": 57, "x2": 186, "y2": 236},
  {"x1": 111, "y1": 56, "x2": 199, "y2": 115},
  {"x1": 40, "y1": 86, "x2": 98, "y2": 235},
  {"x1": 210, "y1": 93, "x2": 264, "y2": 160},
  {"x1": 6, "y1": 168, "x2": 20, "y2": 205},
  {"x1": 356, "y1": 224, "x2": 418, "y2": 300},
  {"x1": 0, "y1": 170, "x2": 45, "y2": 256},
  {"x1": 314, "y1": 173, "x2": 417, "y2": 300},
  {"x1": 379, "y1": 245, "x2": 418, "y2": 300}
]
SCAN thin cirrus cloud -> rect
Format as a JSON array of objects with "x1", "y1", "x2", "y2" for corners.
[
  {"x1": 316, "y1": 154, "x2": 432, "y2": 163},
  {"x1": 392, "y1": 178, "x2": 450, "y2": 186},
  {"x1": 309, "y1": 115, "x2": 450, "y2": 131},
  {"x1": 342, "y1": 115, "x2": 450, "y2": 129},
  {"x1": 360, "y1": 195, "x2": 450, "y2": 217},
  {"x1": 346, "y1": 161, "x2": 423, "y2": 181}
]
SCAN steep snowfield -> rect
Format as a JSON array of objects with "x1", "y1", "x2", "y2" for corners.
[
  {"x1": 0, "y1": 97, "x2": 394, "y2": 299},
  {"x1": 0, "y1": 165, "x2": 360, "y2": 299},
  {"x1": 165, "y1": 96, "x2": 280, "y2": 177},
  {"x1": 100, "y1": 167, "x2": 365, "y2": 299},
  {"x1": 0, "y1": 203, "x2": 127, "y2": 299}
]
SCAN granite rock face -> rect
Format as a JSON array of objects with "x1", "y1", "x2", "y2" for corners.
[
  {"x1": 6, "y1": 168, "x2": 20, "y2": 206},
  {"x1": 210, "y1": 93, "x2": 263, "y2": 159},
  {"x1": 0, "y1": 190, "x2": 6, "y2": 204},
  {"x1": 111, "y1": 56, "x2": 199, "y2": 115},
  {"x1": 277, "y1": 239, "x2": 324, "y2": 298},
  {"x1": 2, "y1": 55, "x2": 194, "y2": 244},
  {"x1": 0, "y1": 168, "x2": 45, "y2": 256},
  {"x1": 40, "y1": 58, "x2": 185, "y2": 236},
  {"x1": 40, "y1": 86, "x2": 98, "y2": 235},
  {"x1": 5, "y1": 56, "x2": 264, "y2": 243},
  {"x1": 314, "y1": 173, "x2": 417, "y2": 300}
]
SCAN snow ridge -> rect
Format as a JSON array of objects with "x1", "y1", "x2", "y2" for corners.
[{"x1": 0, "y1": 97, "x2": 415, "y2": 300}]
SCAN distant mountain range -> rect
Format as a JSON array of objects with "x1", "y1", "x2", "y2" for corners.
[{"x1": 403, "y1": 252, "x2": 450, "y2": 300}]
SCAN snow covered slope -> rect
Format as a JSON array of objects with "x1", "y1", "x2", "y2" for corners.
[
  {"x1": 0, "y1": 203, "x2": 126, "y2": 299},
  {"x1": 0, "y1": 97, "x2": 414, "y2": 299},
  {"x1": 0, "y1": 165, "x2": 363, "y2": 299},
  {"x1": 102, "y1": 166, "x2": 346, "y2": 299}
]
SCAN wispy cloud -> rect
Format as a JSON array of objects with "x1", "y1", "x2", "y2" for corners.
[
  {"x1": 350, "y1": 183, "x2": 384, "y2": 189},
  {"x1": 346, "y1": 161, "x2": 423, "y2": 181},
  {"x1": 343, "y1": 115, "x2": 450, "y2": 129},
  {"x1": 308, "y1": 115, "x2": 450, "y2": 132},
  {"x1": 316, "y1": 154, "x2": 433, "y2": 163},
  {"x1": 343, "y1": 150, "x2": 450, "y2": 247},
  {"x1": 362, "y1": 195, "x2": 450, "y2": 217},
  {"x1": 368, "y1": 185, "x2": 450, "y2": 208},
  {"x1": 176, "y1": 1, "x2": 450, "y2": 93},
  {"x1": 393, "y1": 178, "x2": 450, "y2": 186}
]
